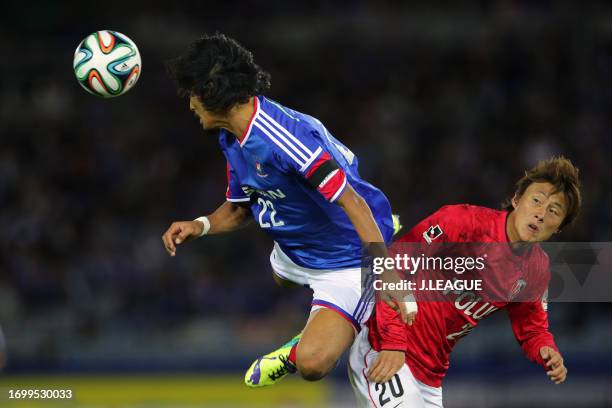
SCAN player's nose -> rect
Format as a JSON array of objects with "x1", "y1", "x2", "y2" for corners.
[{"x1": 534, "y1": 210, "x2": 545, "y2": 222}]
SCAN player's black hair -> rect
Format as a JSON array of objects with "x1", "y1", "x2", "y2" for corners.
[
  {"x1": 501, "y1": 156, "x2": 582, "y2": 229},
  {"x1": 166, "y1": 33, "x2": 271, "y2": 113}
]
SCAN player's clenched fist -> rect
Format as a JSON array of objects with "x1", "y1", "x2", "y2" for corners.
[
  {"x1": 161, "y1": 221, "x2": 204, "y2": 256},
  {"x1": 540, "y1": 346, "x2": 567, "y2": 384}
]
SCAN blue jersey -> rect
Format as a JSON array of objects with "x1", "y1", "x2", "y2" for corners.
[{"x1": 219, "y1": 96, "x2": 393, "y2": 270}]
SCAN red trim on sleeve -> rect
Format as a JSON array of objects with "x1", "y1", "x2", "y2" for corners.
[
  {"x1": 305, "y1": 151, "x2": 331, "y2": 179},
  {"x1": 319, "y1": 169, "x2": 346, "y2": 201}
]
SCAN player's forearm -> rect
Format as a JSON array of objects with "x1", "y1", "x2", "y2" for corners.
[
  {"x1": 523, "y1": 333, "x2": 558, "y2": 366},
  {"x1": 336, "y1": 184, "x2": 388, "y2": 258},
  {"x1": 377, "y1": 302, "x2": 409, "y2": 350},
  {"x1": 206, "y1": 201, "x2": 252, "y2": 234},
  {"x1": 506, "y1": 303, "x2": 558, "y2": 366}
]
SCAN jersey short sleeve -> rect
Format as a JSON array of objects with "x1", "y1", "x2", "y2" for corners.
[
  {"x1": 253, "y1": 110, "x2": 348, "y2": 202},
  {"x1": 225, "y1": 161, "x2": 249, "y2": 202}
]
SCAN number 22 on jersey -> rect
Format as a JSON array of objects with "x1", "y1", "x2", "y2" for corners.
[{"x1": 257, "y1": 197, "x2": 285, "y2": 228}]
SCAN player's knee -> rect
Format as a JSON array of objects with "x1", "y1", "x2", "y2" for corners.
[
  {"x1": 297, "y1": 359, "x2": 329, "y2": 381},
  {"x1": 296, "y1": 351, "x2": 336, "y2": 381}
]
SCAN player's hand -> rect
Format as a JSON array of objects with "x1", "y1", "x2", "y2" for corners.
[
  {"x1": 540, "y1": 346, "x2": 567, "y2": 384},
  {"x1": 161, "y1": 221, "x2": 204, "y2": 256},
  {"x1": 367, "y1": 350, "x2": 405, "y2": 383},
  {"x1": 380, "y1": 270, "x2": 418, "y2": 325}
]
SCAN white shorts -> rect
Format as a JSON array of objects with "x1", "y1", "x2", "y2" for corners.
[
  {"x1": 348, "y1": 326, "x2": 444, "y2": 408},
  {"x1": 270, "y1": 243, "x2": 374, "y2": 331}
]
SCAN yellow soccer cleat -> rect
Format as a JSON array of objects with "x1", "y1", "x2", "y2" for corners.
[{"x1": 244, "y1": 333, "x2": 300, "y2": 387}]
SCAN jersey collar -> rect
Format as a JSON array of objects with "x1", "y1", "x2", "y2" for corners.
[{"x1": 239, "y1": 96, "x2": 261, "y2": 147}]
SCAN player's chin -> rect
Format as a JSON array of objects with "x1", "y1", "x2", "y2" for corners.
[
  {"x1": 532, "y1": 231, "x2": 555, "y2": 243},
  {"x1": 520, "y1": 229, "x2": 547, "y2": 243}
]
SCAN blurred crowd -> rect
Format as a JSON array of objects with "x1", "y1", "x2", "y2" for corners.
[{"x1": 0, "y1": 1, "x2": 610, "y2": 371}]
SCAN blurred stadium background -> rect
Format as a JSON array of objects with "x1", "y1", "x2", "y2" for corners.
[{"x1": 1, "y1": 1, "x2": 611, "y2": 407}]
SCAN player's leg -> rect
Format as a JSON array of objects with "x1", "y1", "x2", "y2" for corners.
[
  {"x1": 244, "y1": 289, "x2": 358, "y2": 386},
  {"x1": 244, "y1": 244, "x2": 308, "y2": 387},
  {"x1": 295, "y1": 307, "x2": 355, "y2": 380},
  {"x1": 290, "y1": 261, "x2": 375, "y2": 381},
  {"x1": 246, "y1": 244, "x2": 372, "y2": 386}
]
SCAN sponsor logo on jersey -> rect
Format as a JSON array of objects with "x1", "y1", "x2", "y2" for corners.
[
  {"x1": 242, "y1": 186, "x2": 286, "y2": 200},
  {"x1": 508, "y1": 279, "x2": 527, "y2": 301},
  {"x1": 423, "y1": 225, "x2": 443, "y2": 244}
]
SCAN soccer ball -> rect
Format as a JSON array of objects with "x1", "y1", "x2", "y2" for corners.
[{"x1": 73, "y1": 30, "x2": 141, "y2": 98}]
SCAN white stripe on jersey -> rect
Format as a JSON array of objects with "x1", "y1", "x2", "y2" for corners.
[
  {"x1": 253, "y1": 121, "x2": 307, "y2": 167},
  {"x1": 319, "y1": 169, "x2": 340, "y2": 188},
  {"x1": 299, "y1": 146, "x2": 323, "y2": 173},
  {"x1": 259, "y1": 110, "x2": 314, "y2": 157},
  {"x1": 257, "y1": 111, "x2": 323, "y2": 172},
  {"x1": 257, "y1": 114, "x2": 310, "y2": 162},
  {"x1": 227, "y1": 197, "x2": 250, "y2": 202}
]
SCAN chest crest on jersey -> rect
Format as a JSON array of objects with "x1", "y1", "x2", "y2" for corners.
[{"x1": 254, "y1": 159, "x2": 268, "y2": 178}]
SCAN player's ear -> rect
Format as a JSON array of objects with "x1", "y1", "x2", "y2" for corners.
[{"x1": 511, "y1": 194, "x2": 519, "y2": 210}]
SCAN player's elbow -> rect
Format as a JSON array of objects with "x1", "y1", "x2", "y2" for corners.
[{"x1": 230, "y1": 202, "x2": 251, "y2": 223}]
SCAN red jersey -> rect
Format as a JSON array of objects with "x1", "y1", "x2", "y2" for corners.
[{"x1": 367, "y1": 204, "x2": 557, "y2": 387}]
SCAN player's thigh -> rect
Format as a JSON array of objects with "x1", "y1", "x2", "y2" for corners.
[
  {"x1": 309, "y1": 267, "x2": 372, "y2": 327},
  {"x1": 297, "y1": 308, "x2": 355, "y2": 367}
]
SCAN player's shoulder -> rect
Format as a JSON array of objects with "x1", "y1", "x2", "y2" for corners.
[
  {"x1": 253, "y1": 98, "x2": 326, "y2": 168},
  {"x1": 434, "y1": 204, "x2": 509, "y2": 239},
  {"x1": 258, "y1": 97, "x2": 321, "y2": 135},
  {"x1": 435, "y1": 203, "x2": 500, "y2": 219}
]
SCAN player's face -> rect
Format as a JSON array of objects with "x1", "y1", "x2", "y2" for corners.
[
  {"x1": 189, "y1": 96, "x2": 220, "y2": 130},
  {"x1": 509, "y1": 182, "x2": 567, "y2": 242}
]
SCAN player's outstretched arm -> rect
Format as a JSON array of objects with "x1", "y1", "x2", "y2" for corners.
[
  {"x1": 336, "y1": 184, "x2": 416, "y2": 325},
  {"x1": 162, "y1": 201, "x2": 251, "y2": 256}
]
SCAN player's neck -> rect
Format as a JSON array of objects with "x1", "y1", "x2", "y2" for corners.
[
  {"x1": 223, "y1": 97, "x2": 256, "y2": 142},
  {"x1": 506, "y1": 211, "x2": 520, "y2": 243}
]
